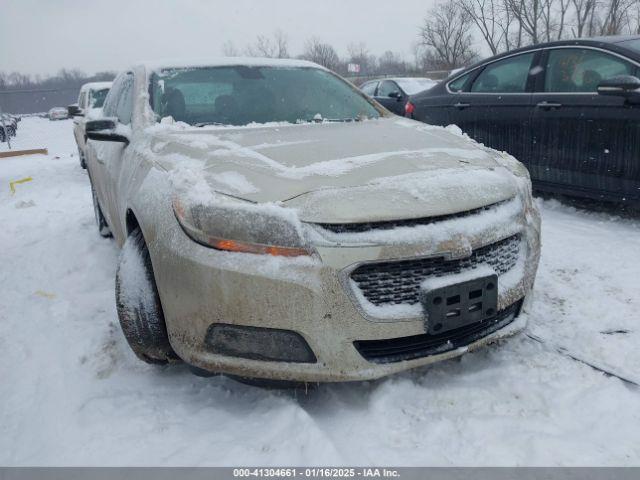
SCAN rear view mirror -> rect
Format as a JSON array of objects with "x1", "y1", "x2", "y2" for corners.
[
  {"x1": 67, "y1": 104, "x2": 83, "y2": 117},
  {"x1": 597, "y1": 75, "x2": 640, "y2": 101},
  {"x1": 86, "y1": 118, "x2": 129, "y2": 145}
]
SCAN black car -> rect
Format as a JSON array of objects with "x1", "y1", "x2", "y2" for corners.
[
  {"x1": 360, "y1": 77, "x2": 436, "y2": 115},
  {"x1": 407, "y1": 35, "x2": 640, "y2": 206}
]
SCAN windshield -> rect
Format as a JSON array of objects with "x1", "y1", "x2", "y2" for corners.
[
  {"x1": 149, "y1": 66, "x2": 381, "y2": 126},
  {"x1": 619, "y1": 38, "x2": 640, "y2": 53},
  {"x1": 90, "y1": 88, "x2": 109, "y2": 108},
  {"x1": 395, "y1": 78, "x2": 436, "y2": 95}
]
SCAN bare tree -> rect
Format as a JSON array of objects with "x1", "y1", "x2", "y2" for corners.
[
  {"x1": 272, "y1": 29, "x2": 290, "y2": 58},
  {"x1": 222, "y1": 40, "x2": 239, "y2": 57},
  {"x1": 539, "y1": 0, "x2": 572, "y2": 39},
  {"x1": 378, "y1": 51, "x2": 409, "y2": 74},
  {"x1": 457, "y1": 0, "x2": 509, "y2": 54},
  {"x1": 244, "y1": 30, "x2": 289, "y2": 58},
  {"x1": 630, "y1": 0, "x2": 640, "y2": 33},
  {"x1": 245, "y1": 35, "x2": 276, "y2": 57},
  {"x1": 571, "y1": 0, "x2": 599, "y2": 36},
  {"x1": 347, "y1": 42, "x2": 377, "y2": 74},
  {"x1": 599, "y1": 0, "x2": 634, "y2": 34},
  {"x1": 506, "y1": 0, "x2": 545, "y2": 44},
  {"x1": 419, "y1": 0, "x2": 478, "y2": 70},
  {"x1": 301, "y1": 37, "x2": 340, "y2": 70}
]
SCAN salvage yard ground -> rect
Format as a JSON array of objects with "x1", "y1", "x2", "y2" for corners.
[{"x1": 1, "y1": 117, "x2": 639, "y2": 465}]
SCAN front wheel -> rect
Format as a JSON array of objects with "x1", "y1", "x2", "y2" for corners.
[{"x1": 115, "y1": 227, "x2": 180, "y2": 364}]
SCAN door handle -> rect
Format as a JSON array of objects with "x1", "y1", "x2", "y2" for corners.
[
  {"x1": 453, "y1": 102, "x2": 470, "y2": 109},
  {"x1": 536, "y1": 101, "x2": 562, "y2": 110}
]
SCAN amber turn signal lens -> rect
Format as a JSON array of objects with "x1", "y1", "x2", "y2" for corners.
[{"x1": 210, "y1": 238, "x2": 310, "y2": 257}]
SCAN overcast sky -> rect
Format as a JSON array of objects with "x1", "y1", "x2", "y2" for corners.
[{"x1": 0, "y1": 0, "x2": 435, "y2": 76}]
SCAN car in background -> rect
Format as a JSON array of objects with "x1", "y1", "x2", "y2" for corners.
[
  {"x1": 360, "y1": 77, "x2": 436, "y2": 115},
  {"x1": 406, "y1": 35, "x2": 640, "y2": 206},
  {"x1": 83, "y1": 58, "x2": 539, "y2": 384},
  {"x1": 48, "y1": 107, "x2": 68, "y2": 121},
  {"x1": 71, "y1": 81, "x2": 112, "y2": 168}
]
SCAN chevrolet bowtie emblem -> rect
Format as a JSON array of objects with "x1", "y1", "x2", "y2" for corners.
[{"x1": 440, "y1": 237, "x2": 473, "y2": 260}]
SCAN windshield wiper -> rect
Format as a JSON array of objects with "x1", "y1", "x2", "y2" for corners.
[
  {"x1": 323, "y1": 118, "x2": 361, "y2": 123},
  {"x1": 296, "y1": 117, "x2": 361, "y2": 124},
  {"x1": 194, "y1": 122, "x2": 227, "y2": 127}
]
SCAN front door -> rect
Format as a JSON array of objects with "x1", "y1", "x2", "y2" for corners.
[
  {"x1": 530, "y1": 47, "x2": 640, "y2": 202},
  {"x1": 451, "y1": 51, "x2": 539, "y2": 167},
  {"x1": 374, "y1": 80, "x2": 406, "y2": 115}
]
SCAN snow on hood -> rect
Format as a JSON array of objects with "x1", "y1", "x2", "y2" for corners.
[{"x1": 150, "y1": 117, "x2": 519, "y2": 223}]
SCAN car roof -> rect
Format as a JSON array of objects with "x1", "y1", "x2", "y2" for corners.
[
  {"x1": 365, "y1": 77, "x2": 433, "y2": 83},
  {"x1": 134, "y1": 57, "x2": 325, "y2": 75},
  {"x1": 585, "y1": 34, "x2": 640, "y2": 44}
]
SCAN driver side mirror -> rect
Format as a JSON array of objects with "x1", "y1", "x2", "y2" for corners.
[
  {"x1": 388, "y1": 91, "x2": 403, "y2": 100},
  {"x1": 86, "y1": 118, "x2": 129, "y2": 145},
  {"x1": 67, "y1": 104, "x2": 83, "y2": 117},
  {"x1": 597, "y1": 75, "x2": 640, "y2": 101}
]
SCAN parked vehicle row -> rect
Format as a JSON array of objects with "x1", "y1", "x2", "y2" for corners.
[
  {"x1": 70, "y1": 81, "x2": 112, "y2": 168},
  {"x1": 404, "y1": 35, "x2": 640, "y2": 206},
  {"x1": 83, "y1": 58, "x2": 540, "y2": 385}
]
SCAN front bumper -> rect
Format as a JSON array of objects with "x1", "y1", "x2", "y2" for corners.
[{"x1": 150, "y1": 197, "x2": 541, "y2": 382}]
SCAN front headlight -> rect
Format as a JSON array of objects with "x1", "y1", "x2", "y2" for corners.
[{"x1": 173, "y1": 196, "x2": 313, "y2": 257}]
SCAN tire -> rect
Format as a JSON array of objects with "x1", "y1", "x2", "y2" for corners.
[
  {"x1": 78, "y1": 147, "x2": 87, "y2": 169},
  {"x1": 90, "y1": 182, "x2": 112, "y2": 237},
  {"x1": 115, "y1": 227, "x2": 180, "y2": 364}
]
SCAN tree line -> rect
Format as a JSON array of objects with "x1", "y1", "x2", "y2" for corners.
[
  {"x1": 222, "y1": 30, "x2": 421, "y2": 76},
  {"x1": 419, "y1": 0, "x2": 640, "y2": 69}
]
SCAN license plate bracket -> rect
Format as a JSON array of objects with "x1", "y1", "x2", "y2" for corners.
[{"x1": 421, "y1": 274, "x2": 498, "y2": 334}]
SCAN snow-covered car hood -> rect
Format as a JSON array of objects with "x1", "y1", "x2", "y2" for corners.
[{"x1": 149, "y1": 117, "x2": 518, "y2": 223}]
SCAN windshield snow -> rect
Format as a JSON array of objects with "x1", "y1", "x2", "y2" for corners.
[{"x1": 149, "y1": 66, "x2": 380, "y2": 126}]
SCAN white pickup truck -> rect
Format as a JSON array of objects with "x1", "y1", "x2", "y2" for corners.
[{"x1": 72, "y1": 81, "x2": 111, "y2": 168}]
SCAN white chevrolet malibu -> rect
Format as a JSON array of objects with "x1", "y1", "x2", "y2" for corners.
[{"x1": 85, "y1": 58, "x2": 540, "y2": 385}]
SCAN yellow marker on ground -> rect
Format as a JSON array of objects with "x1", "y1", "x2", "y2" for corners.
[
  {"x1": 34, "y1": 290, "x2": 56, "y2": 299},
  {"x1": 9, "y1": 177, "x2": 32, "y2": 195}
]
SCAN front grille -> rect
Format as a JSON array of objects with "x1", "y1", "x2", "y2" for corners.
[
  {"x1": 354, "y1": 300, "x2": 522, "y2": 364},
  {"x1": 317, "y1": 201, "x2": 506, "y2": 234},
  {"x1": 350, "y1": 234, "x2": 521, "y2": 306}
]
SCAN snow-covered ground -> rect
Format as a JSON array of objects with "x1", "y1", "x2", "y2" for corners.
[{"x1": 1, "y1": 117, "x2": 639, "y2": 466}]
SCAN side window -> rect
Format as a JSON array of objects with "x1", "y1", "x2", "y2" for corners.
[
  {"x1": 102, "y1": 75, "x2": 123, "y2": 118},
  {"x1": 78, "y1": 92, "x2": 87, "y2": 109},
  {"x1": 377, "y1": 80, "x2": 401, "y2": 97},
  {"x1": 115, "y1": 74, "x2": 134, "y2": 125},
  {"x1": 361, "y1": 82, "x2": 377, "y2": 96},
  {"x1": 544, "y1": 48, "x2": 634, "y2": 93},
  {"x1": 471, "y1": 53, "x2": 535, "y2": 93},
  {"x1": 448, "y1": 73, "x2": 470, "y2": 92}
]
